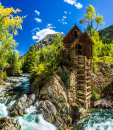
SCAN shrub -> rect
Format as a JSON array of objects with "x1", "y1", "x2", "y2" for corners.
[{"x1": 92, "y1": 90, "x2": 99, "y2": 101}]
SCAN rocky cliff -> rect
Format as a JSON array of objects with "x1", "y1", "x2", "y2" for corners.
[{"x1": 34, "y1": 34, "x2": 64, "y2": 51}]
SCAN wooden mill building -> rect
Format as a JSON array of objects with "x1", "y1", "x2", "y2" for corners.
[{"x1": 62, "y1": 24, "x2": 94, "y2": 109}]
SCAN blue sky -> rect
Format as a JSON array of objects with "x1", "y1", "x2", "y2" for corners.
[{"x1": 1, "y1": 0, "x2": 113, "y2": 56}]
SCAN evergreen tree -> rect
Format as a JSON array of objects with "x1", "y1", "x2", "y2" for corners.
[{"x1": 22, "y1": 45, "x2": 36, "y2": 73}]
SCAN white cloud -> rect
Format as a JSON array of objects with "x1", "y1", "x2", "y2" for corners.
[
  {"x1": 64, "y1": 0, "x2": 83, "y2": 9},
  {"x1": 46, "y1": 24, "x2": 56, "y2": 29},
  {"x1": 63, "y1": 16, "x2": 67, "y2": 19},
  {"x1": 32, "y1": 25, "x2": 62, "y2": 42},
  {"x1": 62, "y1": 22, "x2": 67, "y2": 24},
  {"x1": 35, "y1": 18, "x2": 42, "y2": 23},
  {"x1": 58, "y1": 15, "x2": 67, "y2": 25},
  {"x1": 64, "y1": 11, "x2": 68, "y2": 14},
  {"x1": 34, "y1": 10, "x2": 40, "y2": 16},
  {"x1": 69, "y1": 12, "x2": 71, "y2": 14}
]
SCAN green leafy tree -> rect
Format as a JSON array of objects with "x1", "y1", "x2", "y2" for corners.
[
  {"x1": 7, "y1": 51, "x2": 22, "y2": 76},
  {"x1": 22, "y1": 45, "x2": 37, "y2": 73},
  {"x1": 91, "y1": 31, "x2": 103, "y2": 62},
  {"x1": 0, "y1": 2, "x2": 25, "y2": 80},
  {"x1": 32, "y1": 33, "x2": 63, "y2": 80},
  {"x1": 79, "y1": 4, "x2": 104, "y2": 36}
]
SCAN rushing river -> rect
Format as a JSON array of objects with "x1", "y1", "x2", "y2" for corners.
[
  {"x1": 0, "y1": 74, "x2": 57, "y2": 130},
  {"x1": 74, "y1": 109, "x2": 113, "y2": 130},
  {"x1": 1, "y1": 74, "x2": 113, "y2": 130}
]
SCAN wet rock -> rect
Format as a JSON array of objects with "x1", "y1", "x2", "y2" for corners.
[
  {"x1": 37, "y1": 100, "x2": 72, "y2": 129},
  {"x1": 0, "y1": 117, "x2": 21, "y2": 130},
  {"x1": 9, "y1": 94, "x2": 35, "y2": 117}
]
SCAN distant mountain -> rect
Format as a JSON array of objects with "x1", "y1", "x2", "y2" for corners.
[
  {"x1": 34, "y1": 34, "x2": 64, "y2": 51},
  {"x1": 99, "y1": 25, "x2": 113, "y2": 40}
]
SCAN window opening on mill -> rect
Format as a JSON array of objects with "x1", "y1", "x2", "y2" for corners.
[
  {"x1": 77, "y1": 43, "x2": 83, "y2": 55},
  {"x1": 74, "y1": 31, "x2": 77, "y2": 38},
  {"x1": 78, "y1": 44, "x2": 82, "y2": 49}
]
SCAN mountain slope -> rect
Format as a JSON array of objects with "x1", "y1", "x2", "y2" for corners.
[
  {"x1": 99, "y1": 25, "x2": 113, "y2": 40},
  {"x1": 34, "y1": 34, "x2": 64, "y2": 51}
]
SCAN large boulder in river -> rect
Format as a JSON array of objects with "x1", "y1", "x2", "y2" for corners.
[
  {"x1": 36, "y1": 100, "x2": 72, "y2": 130},
  {"x1": 0, "y1": 117, "x2": 21, "y2": 130},
  {"x1": 9, "y1": 94, "x2": 35, "y2": 117}
]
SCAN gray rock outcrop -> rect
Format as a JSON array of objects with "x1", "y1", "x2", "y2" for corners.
[
  {"x1": 36, "y1": 100, "x2": 72, "y2": 130},
  {"x1": 9, "y1": 94, "x2": 35, "y2": 117}
]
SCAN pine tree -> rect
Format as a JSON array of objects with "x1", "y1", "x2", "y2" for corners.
[{"x1": 22, "y1": 45, "x2": 37, "y2": 73}]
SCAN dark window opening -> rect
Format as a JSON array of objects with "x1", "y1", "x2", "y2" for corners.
[
  {"x1": 78, "y1": 44, "x2": 82, "y2": 49},
  {"x1": 74, "y1": 31, "x2": 77, "y2": 38}
]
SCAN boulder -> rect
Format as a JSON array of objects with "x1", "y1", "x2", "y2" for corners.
[
  {"x1": 37, "y1": 75, "x2": 72, "y2": 129},
  {"x1": 39, "y1": 75, "x2": 71, "y2": 114},
  {"x1": 9, "y1": 94, "x2": 35, "y2": 117},
  {"x1": 36, "y1": 100, "x2": 72, "y2": 129},
  {"x1": 0, "y1": 117, "x2": 21, "y2": 130}
]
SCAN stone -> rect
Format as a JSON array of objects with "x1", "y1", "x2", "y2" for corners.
[
  {"x1": 0, "y1": 117, "x2": 21, "y2": 130},
  {"x1": 9, "y1": 94, "x2": 35, "y2": 117},
  {"x1": 39, "y1": 75, "x2": 70, "y2": 114},
  {"x1": 37, "y1": 100, "x2": 71, "y2": 128}
]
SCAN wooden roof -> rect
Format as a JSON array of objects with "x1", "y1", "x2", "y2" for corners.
[
  {"x1": 62, "y1": 24, "x2": 83, "y2": 42},
  {"x1": 68, "y1": 31, "x2": 94, "y2": 48}
]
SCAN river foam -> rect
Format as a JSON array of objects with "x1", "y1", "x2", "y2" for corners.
[{"x1": 75, "y1": 109, "x2": 113, "y2": 130}]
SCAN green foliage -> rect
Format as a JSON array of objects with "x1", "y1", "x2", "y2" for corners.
[
  {"x1": 2, "y1": 71, "x2": 7, "y2": 80},
  {"x1": 0, "y1": 3, "x2": 25, "y2": 79},
  {"x1": 31, "y1": 33, "x2": 63, "y2": 80},
  {"x1": 91, "y1": 31, "x2": 103, "y2": 62},
  {"x1": 22, "y1": 45, "x2": 37, "y2": 73},
  {"x1": 91, "y1": 31, "x2": 113, "y2": 63},
  {"x1": 100, "y1": 86, "x2": 106, "y2": 90},
  {"x1": 6, "y1": 51, "x2": 22, "y2": 76},
  {"x1": 80, "y1": 4, "x2": 104, "y2": 36},
  {"x1": 61, "y1": 70, "x2": 69, "y2": 87},
  {"x1": 66, "y1": 116, "x2": 69, "y2": 119},
  {"x1": 99, "y1": 25, "x2": 113, "y2": 40},
  {"x1": 55, "y1": 114, "x2": 58, "y2": 119},
  {"x1": 92, "y1": 90, "x2": 99, "y2": 101},
  {"x1": 93, "y1": 64, "x2": 98, "y2": 72}
]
